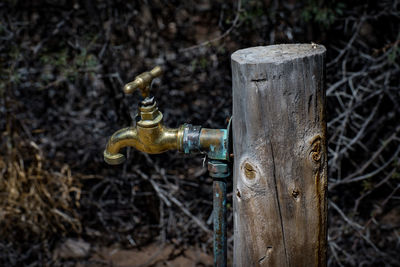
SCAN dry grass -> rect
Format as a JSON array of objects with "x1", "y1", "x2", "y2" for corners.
[{"x1": 0, "y1": 124, "x2": 81, "y2": 243}]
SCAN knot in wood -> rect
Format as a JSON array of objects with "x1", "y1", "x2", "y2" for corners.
[
  {"x1": 310, "y1": 135, "x2": 322, "y2": 162},
  {"x1": 243, "y1": 162, "x2": 256, "y2": 180}
]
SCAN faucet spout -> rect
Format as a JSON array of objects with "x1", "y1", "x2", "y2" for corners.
[
  {"x1": 104, "y1": 122, "x2": 186, "y2": 165},
  {"x1": 104, "y1": 127, "x2": 139, "y2": 165}
]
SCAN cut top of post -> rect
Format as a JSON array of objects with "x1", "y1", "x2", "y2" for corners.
[{"x1": 231, "y1": 44, "x2": 326, "y2": 65}]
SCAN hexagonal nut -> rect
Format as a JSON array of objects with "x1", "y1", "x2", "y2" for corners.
[
  {"x1": 141, "y1": 108, "x2": 160, "y2": 120},
  {"x1": 208, "y1": 161, "x2": 229, "y2": 174}
]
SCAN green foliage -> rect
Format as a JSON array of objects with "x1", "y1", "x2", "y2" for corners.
[
  {"x1": 388, "y1": 44, "x2": 400, "y2": 64},
  {"x1": 191, "y1": 57, "x2": 209, "y2": 70},
  {"x1": 361, "y1": 180, "x2": 373, "y2": 193},
  {"x1": 39, "y1": 47, "x2": 99, "y2": 85},
  {"x1": 391, "y1": 159, "x2": 400, "y2": 180},
  {"x1": 239, "y1": 0, "x2": 265, "y2": 26},
  {"x1": 5, "y1": 47, "x2": 25, "y2": 86},
  {"x1": 302, "y1": 0, "x2": 345, "y2": 28},
  {"x1": 392, "y1": 171, "x2": 400, "y2": 180},
  {"x1": 199, "y1": 57, "x2": 208, "y2": 69},
  {"x1": 0, "y1": 82, "x2": 4, "y2": 99},
  {"x1": 9, "y1": 46, "x2": 22, "y2": 62},
  {"x1": 40, "y1": 49, "x2": 68, "y2": 67}
]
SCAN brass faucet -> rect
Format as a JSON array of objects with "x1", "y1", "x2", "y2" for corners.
[
  {"x1": 103, "y1": 66, "x2": 231, "y2": 266},
  {"x1": 104, "y1": 66, "x2": 230, "y2": 165}
]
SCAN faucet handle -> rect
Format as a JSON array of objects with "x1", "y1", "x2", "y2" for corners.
[{"x1": 123, "y1": 66, "x2": 163, "y2": 98}]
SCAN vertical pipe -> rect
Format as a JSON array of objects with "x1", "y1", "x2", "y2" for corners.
[
  {"x1": 208, "y1": 160, "x2": 229, "y2": 267},
  {"x1": 213, "y1": 178, "x2": 227, "y2": 267}
]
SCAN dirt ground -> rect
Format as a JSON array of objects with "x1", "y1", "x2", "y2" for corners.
[
  {"x1": 54, "y1": 240, "x2": 214, "y2": 267},
  {"x1": 91, "y1": 244, "x2": 212, "y2": 267}
]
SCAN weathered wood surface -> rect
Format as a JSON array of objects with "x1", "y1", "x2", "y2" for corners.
[{"x1": 231, "y1": 44, "x2": 327, "y2": 267}]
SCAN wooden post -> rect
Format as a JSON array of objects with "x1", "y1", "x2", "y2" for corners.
[{"x1": 231, "y1": 44, "x2": 327, "y2": 266}]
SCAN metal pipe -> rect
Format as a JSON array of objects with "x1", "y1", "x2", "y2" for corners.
[{"x1": 208, "y1": 160, "x2": 229, "y2": 267}]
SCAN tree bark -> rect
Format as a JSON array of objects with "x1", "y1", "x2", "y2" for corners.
[{"x1": 231, "y1": 44, "x2": 327, "y2": 267}]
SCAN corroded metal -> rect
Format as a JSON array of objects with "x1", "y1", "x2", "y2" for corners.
[
  {"x1": 208, "y1": 160, "x2": 230, "y2": 177},
  {"x1": 182, "y1": 124, "x2": 201, "y2": 154},
  {"x1": 209, "y1": 160, "x2": 229, "y2": 267},
  {"x1": 200, "y1": 128, "x2": 229, "y2": 161},
  {"x1": 181, "y1": 126, "x2": 229, "y2": 161}
]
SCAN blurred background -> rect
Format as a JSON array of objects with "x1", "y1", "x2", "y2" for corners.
[{"x1": 0, "y1": 0, "x2": 399, "y2": 266}]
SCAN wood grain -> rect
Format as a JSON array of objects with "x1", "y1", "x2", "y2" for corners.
[{"x1": 231, "y1": 44, "x2": 327, "y2": 267}]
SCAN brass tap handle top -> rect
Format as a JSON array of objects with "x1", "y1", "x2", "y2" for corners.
[{"x1": 123, "y1": 66, "x2": 163, "y2": 98}]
